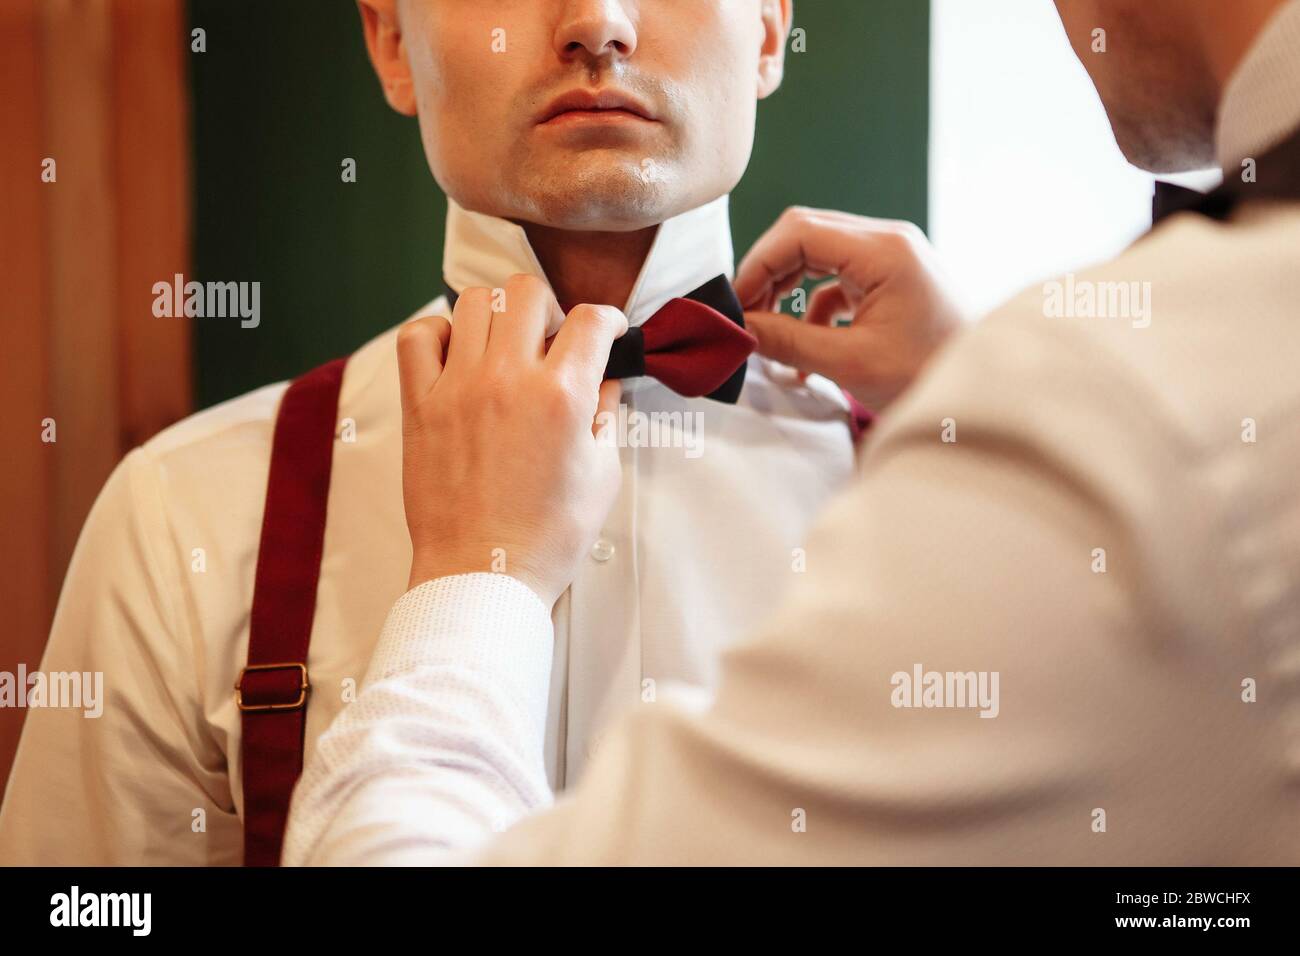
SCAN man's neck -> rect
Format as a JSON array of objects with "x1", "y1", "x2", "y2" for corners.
[
  {"x1": 1199, "y1": 0, "x2": 1289, "y2": 90},
  {"x1": 522, "y1": 222, "x2": 659, "y2": 310}
]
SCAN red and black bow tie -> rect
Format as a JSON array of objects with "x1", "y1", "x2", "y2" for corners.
[{"x1": 444, "y1": 274, "x2": 758, "y2": 404}]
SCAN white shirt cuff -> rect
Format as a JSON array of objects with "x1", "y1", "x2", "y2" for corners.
[
  {"x1": 283, "y1": 573, "x2": 556, "y2": 865},
  {"x1": 366, "y1": 572, "x2": 557, "y2": 742}
]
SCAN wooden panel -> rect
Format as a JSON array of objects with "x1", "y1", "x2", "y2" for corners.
[
  {"x1": 42, "y1": 0, "x2": 121, "y2": 582},
  {"x1": 0, "y1": 0, "x2": 192, "y2": 796},
  {"x1": 113, "y1": 0, "x2": 192, "y2": 449},
  {"x1": 0, "y1": 0, "x2": 54, "y2": 798}
]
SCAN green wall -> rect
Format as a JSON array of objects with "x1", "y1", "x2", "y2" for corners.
[{"x1": 188, "y1": 0, "x2": 929, "y2": 409}]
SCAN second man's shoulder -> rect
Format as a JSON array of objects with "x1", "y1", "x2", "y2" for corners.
[{"x1": 940, "y1": 202, "x2": 1300, "y2": 457}]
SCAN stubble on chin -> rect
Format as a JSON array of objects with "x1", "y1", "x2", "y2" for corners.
[
  {"x1": 1110, "y1": 95, "x2": 1218, "y2": 173},
  {"x1": 502, "y1": 154, "x2": 684, "y2": 231}
]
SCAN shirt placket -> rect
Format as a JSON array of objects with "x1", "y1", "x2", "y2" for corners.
[{"x1": 562, "y1": 391, "x2": 643, "y2": 786}]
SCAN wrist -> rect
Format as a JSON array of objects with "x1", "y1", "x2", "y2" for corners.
[
  {"x1": 408, "y1": 558, "x2": 558, "y2": 609},
  {"x1": 407, "y1": 558, "x2": 476, "y2": 592}
]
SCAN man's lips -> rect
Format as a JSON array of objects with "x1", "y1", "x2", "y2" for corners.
[{"x1": 536, "y1": 88, "x2": 658, "y2": 126}]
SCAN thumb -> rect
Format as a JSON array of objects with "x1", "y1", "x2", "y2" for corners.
[{"x1": 744, "y1": 311, "x2": 860, "y2": 382}]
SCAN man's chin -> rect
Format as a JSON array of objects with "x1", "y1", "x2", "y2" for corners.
[
  {"x1": 1114, "y1": 124, "x2": 1218, "y2": 175},
  {"x1": 511, "y1": 166, "x2": 685, "y2": 231},
  {"x1": 1105, "y1": 96, "x2": 1218, "y2": 174}
]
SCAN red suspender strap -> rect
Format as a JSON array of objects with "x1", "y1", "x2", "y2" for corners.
[
  {"x1": 237, "y1": 357, "x2": 348, "y2": 866},
  {"x1": 842, "y1": 388, "x2": 875, "y2": 445}
]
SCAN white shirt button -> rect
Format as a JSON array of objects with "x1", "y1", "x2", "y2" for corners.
[{"x1": 590, "y1": 538, "x2": 615, "y2": 562}]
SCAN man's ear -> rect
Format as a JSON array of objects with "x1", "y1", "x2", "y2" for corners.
[
  {"x1": 358, "y1": 0, "x2": 417, "y2": 116},
  {"x1": 756, "y1": 0, "x2": 793, "y2": 99}
]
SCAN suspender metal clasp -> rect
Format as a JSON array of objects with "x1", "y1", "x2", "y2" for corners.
[{"x1": 235, "y1": 662, "x2": 310, "y2": 712}]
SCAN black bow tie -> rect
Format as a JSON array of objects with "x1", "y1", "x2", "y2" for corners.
[
  {"x1": 1152, "y1": 124, "x2": 1300, "y2": 227},
  {"x1": 1151, "y1": 180, "x2": 1233, "y2": 225},
  {"x1": 444, "y1": 274, "x2": 755, "y2": 404}
]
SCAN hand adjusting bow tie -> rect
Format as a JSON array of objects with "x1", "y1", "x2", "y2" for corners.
[{"x1": 444, "y1": 274, "x2": 758, "y2": 404}]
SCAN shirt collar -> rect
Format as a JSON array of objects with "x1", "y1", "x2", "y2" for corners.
[
  {"x1": 442, "y1": 194, "x2": 735, "y2": 329},
  {"x1": 1216, "y1": 0, "x2": 1300, "y2": 170}
]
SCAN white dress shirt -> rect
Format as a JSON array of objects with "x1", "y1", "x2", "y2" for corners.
[
  {"x1": 283, "y1": 3, "x2": 1300, "y2": 866},
  {"x1": 0, "y1": 194, "x2": 857, "y2": 865}
]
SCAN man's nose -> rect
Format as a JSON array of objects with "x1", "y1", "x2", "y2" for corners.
[{"x1": 554, "y1": 0, "x2": 638, "y2": 61}]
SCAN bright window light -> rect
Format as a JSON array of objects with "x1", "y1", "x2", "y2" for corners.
[{"x1": 929, "y1": 0, "x2": 1221, "y2": 317}]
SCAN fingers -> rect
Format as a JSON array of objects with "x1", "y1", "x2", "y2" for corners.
[
  {"x1": 444, "y1": 287, "x2": 494, "y2": 374},
  {"x1": 804, "y1": 281, "x2": 850, "y2": 328},
  {"x1": 446, "y1": 275, "x2": 562, "y2": 374},
  {"x1": 489, "y1": 275, "x2": 564, "y2": 362},
  {"x1": 546, "y1": 303, "x2": 629, "y2": 395},
  {"x1": 733, "y1": 208, "x2": 853, "y2": 311},
  {"x1": 396, "y1": 314, "x2": 452, "y2": 415},
  {"x1": 733, "y1": 206, "x2": 922, "y2": 312},
  {"x1": 743, "y1": 310, "x2": 864, "y2": 384},
  {"x1": 788, "y1": 281, "x2": 852, "y2": 384}
]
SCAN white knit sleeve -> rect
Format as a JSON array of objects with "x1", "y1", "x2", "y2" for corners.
[{"x1": 282, "y1": 573, "x2": 556, "y2": 866}]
